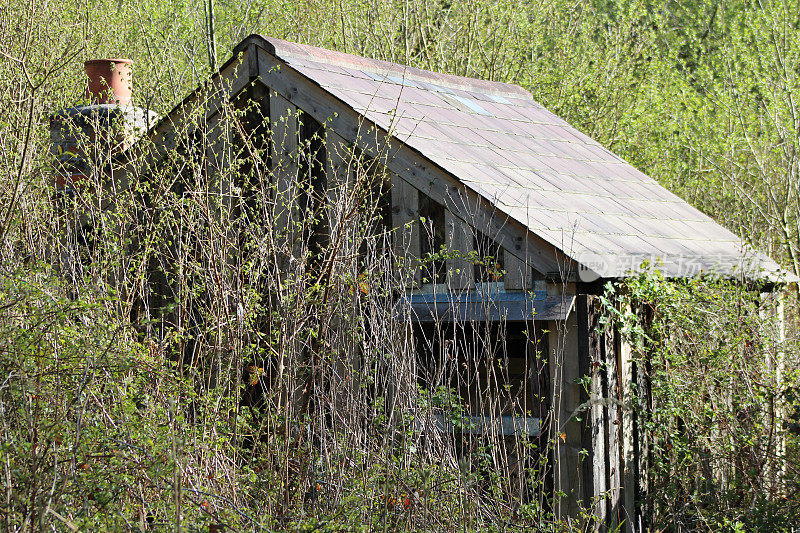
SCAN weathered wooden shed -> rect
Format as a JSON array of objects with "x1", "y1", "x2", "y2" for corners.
[{"x1": 54, "y1": 35, "x2": 788, "y2": 530}]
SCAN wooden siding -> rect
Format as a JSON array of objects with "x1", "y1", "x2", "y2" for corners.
[{"x1": 578, "y1": 294, "x2": 651, "y2": 532}]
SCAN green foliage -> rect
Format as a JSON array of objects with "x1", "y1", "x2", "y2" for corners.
[
  {"x1": 601, "y1": 266, "x2": 799, "y2": 530},
  {"x1": 1, "y1": 0, "x2": 800, "y2": 530}
]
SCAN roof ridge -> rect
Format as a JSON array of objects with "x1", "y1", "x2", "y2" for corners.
[{"x1": 246, "y1": 34, "x2": 532, "y2": 101}]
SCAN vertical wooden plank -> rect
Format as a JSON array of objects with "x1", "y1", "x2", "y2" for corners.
[
  {"x1": 588, "y1": 296, "x2": 608, "y2": 530},
  {"x1": 445, "y1": 210, "x2": 473, "y2": 290},
  {"x1": 269, "y1": 92, "x2": 298, "y2": 262},
  {"x1": 391, "y1": 177, "x2": 420, "y2": 288},
  {"x1": 760, "y1": 291, "x2": 788, "y2": 494},
  {"x1": 606, "y1": 324, "x2": 622, "y2": 528},
  {"x1": 548, "y1": 320, "x2": 566, "y2": 519},
  {"x1": 324, "y1": 130, "x2": 353, "y2": 417},
  {"x1": 205, "y1": 109, "x2": 239, "y2": 274},
  {"x1": 577, "y1": 294, "x2": 593, "y2": 514},
  {"x1": 548, "y1": 311, "x2": 582, "y2": 520},
  {"x1": 324, "y1": 130, "x2": 353, "y2": 251},
  {"x1": 266, "y1": 93, "x2": 303, "y2": 417},
  {"x1": 504, "y1": 250, "x2": 532, "y2": 291},
  {"x1": 636, "y1": 303, "x2": 652, "y2": 530},
  {"x1": 577, "y1": 293, "x2": 610, "y2": 531},
  {"x1": 619, "y1": 308, "x2": 636, "y2": 533}
]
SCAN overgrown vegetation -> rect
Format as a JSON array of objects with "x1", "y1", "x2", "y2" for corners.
[
  {"x1": 601, "y1": 267, "x2": 799, "y2": 530},
  {"x1": 1, "y1": 0, "x2": 799, "y2": 531}
]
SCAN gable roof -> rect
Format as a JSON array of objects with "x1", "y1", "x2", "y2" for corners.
[{"x1": 192, "y1": 35, "x2": 785, "y2": 282}]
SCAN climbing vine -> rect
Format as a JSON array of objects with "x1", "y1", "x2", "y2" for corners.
[{"x1": 600, "y1": 266, "x2": 799, "y2": 531}]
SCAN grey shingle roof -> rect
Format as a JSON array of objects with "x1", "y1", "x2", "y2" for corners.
[{"x1": 259, "y1": 36, "x2": 785, "y2": 281}]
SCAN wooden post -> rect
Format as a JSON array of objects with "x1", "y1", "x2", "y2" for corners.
[
  {"x1": 579, "y1": 294, "x2": 609, "y2": 530},
  {"x1": 324, "y1": 130, "x2": 355, "y2": 418},
  {"x1": 548, "y1": 302, "x2": 582, "y2": 519},
  {"x1": 606, "y1": 323, "x2": 623, "y2": 528},
  {"x1": 577, "y1": 294, "x2": 593, "y2": 513},
  {"x1": 636, "y1": 304, "x2": 652, "y2": 529},
  {"x1": 267, "y1": 92, "x2": 303, "y2": 416},
  {"x1": 618, "y1": 305, "x2": 636, "y2": 533},
  {"x1": 761, "y1": 290, "x2": 788, "y2": 494},
  {"x1": 324, "y1": 130, "x2": 354, "y2": 255},
  {"x1": 269, "y1": 92, "x2": 298, "y2": 267}
]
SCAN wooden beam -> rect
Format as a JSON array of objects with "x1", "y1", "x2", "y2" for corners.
[
  {"x1": 760, "y1": 290, "x2": 788, "y2": 495},
  {"x1": 776, "y1": 292, "x2": 787, "y2": 490},
  {"x1": 576, "y1": 294, "x2": 595, "y2": 523},
  {"x1": 324, "y1": 131, "x2": 361, "y2": 415},
  {"x1": 323, "y1": 129, "x2": 349, "y2": 225}
]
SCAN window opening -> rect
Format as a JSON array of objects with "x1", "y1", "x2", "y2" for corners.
[
  {"x1": 474, "y1": 231, "x2": 505, "y2": 283},
  {"x1": 418, "y1": 192, "x2": 446, "y2": 285}
]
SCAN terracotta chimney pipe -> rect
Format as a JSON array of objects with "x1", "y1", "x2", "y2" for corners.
[{"x1": 84, "y1": 59, "x2": 133, "y2": 105}]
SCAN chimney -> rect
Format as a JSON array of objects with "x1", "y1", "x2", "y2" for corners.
[
  {"x1": 51, "y1": 57, "x2": 157, "y2": 190},
  {"x1": 84, "y1": 59, "x2": 133, "y2": 106},
  {"x1": 49, "y1": 56, "x2": 159, "y2": 286}
]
